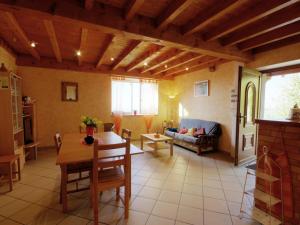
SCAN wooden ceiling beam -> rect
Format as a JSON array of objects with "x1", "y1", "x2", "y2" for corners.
[
  {"x1": 126, "y1": 44, "x2": 164, "y2": 72},
  {"x1": 78, "y1": 28, "x2": 88, "y2": 66},
  {"x1": 238, "y1": 21, "x2": 300, "y2": 51},
  {"x1": 203, "y1": 0, "x2": 296, "y2": 41},
  {"x1": 2, "y1": 11, "x2": 40, "y2": 60},
  {"x1": 182, "y1": 0, "x2": 242, "y2": 35},
  {"x1": 85, "y1": 0, "x2": 94, "y2": 10},
  {"x1": 162, "y1": 56, "x2": 217, "y2": 77},
  {"x1": 96, "y1": 34, "x2": 115, "y2": 68},
  {"x1": 111, "y1": 40, "x2": 142, "y2": 70},
  {"x1": 141, "y1": 48, "x2": 185, "y2": 73},
  {"x1": 172, "y1": 59, "x2": 228, "y2": 77},
  {"x1": 0, "y1": 38, "x2": 17, "y2": 58},
  {"x1": 253, "y1": 34, "x2": 300, "y2": 54},
  {"x1": 157, "y1": 0, "x2": 194, "y2": 30},
  {"x1": 0, "y1": 1, "x2": 252, "y2": 62},
  {"x1": 151, "y1": 53, "x2": 203, "y2": 75},
  {"x1": 124, "y1": 0, "x2": 144, "y2": 21},
  {"x1": 16, "y1": 54, "x2": 156, "y2": 79},
  {"x1": 222, "y1": 2, "x2": 300, "y2": 46},
  {"x1": 43, "y1": 20, "x2": 62, "y2": 63}
]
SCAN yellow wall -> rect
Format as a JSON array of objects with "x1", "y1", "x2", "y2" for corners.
[
  {"x1": 18, "y1": 66, "x2": 171, "y2": 147},
  {"x1": 0, "y1": 46, "x2": 16, "y2": 72},
  {"x1": 173, "y1": 61, "x2": 243, "y2": 154}
]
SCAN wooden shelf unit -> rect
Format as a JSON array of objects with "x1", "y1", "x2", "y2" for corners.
[{"x1": 0, "y1": 69, "x2": 25, "y2": 172}]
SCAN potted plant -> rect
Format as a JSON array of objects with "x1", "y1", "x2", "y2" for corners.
[{"x1": 81, "y1": 116, "x2": 102, "y2": 137}]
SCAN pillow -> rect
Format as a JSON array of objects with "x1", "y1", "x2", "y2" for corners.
[
  {"x1": 179, "y1": 128, "x2": 188, "y2": 134},
  {"x1": 186, "y1": 128, "x2": 196, "y2": 136},
  {"x1": 167, "y1": 128, "x2": 178, "y2": 132},
  {"x1": 193, "y1": 128, "x2": 206, "y2": 137}
]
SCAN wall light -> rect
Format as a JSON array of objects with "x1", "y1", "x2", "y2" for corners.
[{"x1": 76, "y1": 50, "x2": 81, "y2": 56}]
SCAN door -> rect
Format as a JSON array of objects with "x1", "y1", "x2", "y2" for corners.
[{"x1": 235, "y1": 67, "x2": 261, "y2": 166}]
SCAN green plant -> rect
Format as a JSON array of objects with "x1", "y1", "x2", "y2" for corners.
[{"x1": 81, "y1": 116, "x2": 102, "y2": 128}]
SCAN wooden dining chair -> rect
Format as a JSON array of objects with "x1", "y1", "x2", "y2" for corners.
[
  {"x1": 54, "y1": 133, "x2": 91, "y2": 203},
  {"x1": 121, "y1": 128, "x2": 132, "y2": 139},
  {"x1": 90, "y1": 138, "x2": 131, "y2": 224},
  {"x1": 103, "y1": 123, "x2": 114, "y2": 132}
]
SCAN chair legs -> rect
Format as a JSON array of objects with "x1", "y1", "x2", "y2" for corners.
[
  {"x1": 93, "y1": 186, "x2": 99, "y2": 225},
  {"x1": 124, "y1": 184, "x2": 129, "y2": 219},
  {"x1": 116, "y1": 187, "x2": 120, "y2": 201}
]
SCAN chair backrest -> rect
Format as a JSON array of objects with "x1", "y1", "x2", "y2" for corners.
[
  {"x1": 54, "y1": 133, "x2": 62, "y2": 154},
  {"x1": 79, "y1": 126, "x2": 99, "y2": 133},
  {"x1": 103, "y1": 123, "x2": 114, "y2": 132},
  {"x1": 121, "y1": 129, "x2": 132, "y2": 139}
]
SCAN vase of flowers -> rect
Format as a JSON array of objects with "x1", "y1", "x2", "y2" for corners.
[{"x1": 81, "y1": 116, "x2": 102, "y2": 137}]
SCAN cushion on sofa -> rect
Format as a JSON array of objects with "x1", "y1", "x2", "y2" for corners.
[
  {"x1": 179, "y1": 118, "x2": 221, "y2": 136},
  {"x1": 165, "y1": 130, "x2": 176, "y2": 137}
]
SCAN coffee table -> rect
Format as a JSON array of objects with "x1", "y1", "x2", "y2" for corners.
[{"x1": 140, "y1": 133, "x2": 173, "y2": 156}]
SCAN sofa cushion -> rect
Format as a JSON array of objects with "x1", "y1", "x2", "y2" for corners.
[
  {"x1": 179, "y1": 118, "x2": 221, "y2": 136},
  {"x1": 165, "y1": 130, "x2": 176, "y2": 137}
]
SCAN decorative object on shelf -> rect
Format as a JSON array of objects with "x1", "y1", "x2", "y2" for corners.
[
  {"x1": 112, "y1": 112, "x2": 122, "y2": 135},
  {"x1": 84, "y1": 135, "x2": 94, "y2": 145},
  {"x1": 289, "y1": 103, "x2": 300, "y2": 120},
  {"x1": 144, "y1": 115, "x2": 154, "y2": 133},
  {"x1": 81, "y1": 116, "x2": 102, "y2": 137},
  {"x1": 194, "y1": 80, "x2": 209, "y2": 97},
  {"x1": 61, "y1": 81, "x2": 78, "y2": 102}
]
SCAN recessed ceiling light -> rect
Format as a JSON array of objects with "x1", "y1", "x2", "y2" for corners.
[
  {"x1": 30, "y1": 41, "x2": 37, "y2": 48},
  {"x1": 110, "y1": 57, "x2": 115, "y2": 61},
  {"x1": 76, "y1": 50, "x2": 81, "y2": 56},
  {"x1": 185, "y1": 67, "x2": 189, "y2": 71},
  {"x1": 164, "y1": 65, "x2": 168, "y2": 69},
  {"x1": 143, "y1": 62, "x2": 148, "y2": 66}
]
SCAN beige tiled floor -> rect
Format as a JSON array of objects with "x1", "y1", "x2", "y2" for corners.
[{"x1": 0, "y1": 144, "x2": 259, "y2": 225}]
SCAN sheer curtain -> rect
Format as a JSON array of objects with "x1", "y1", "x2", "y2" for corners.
[{"x1": 111, "y1": 78, "x2": 158, "y2": 115}]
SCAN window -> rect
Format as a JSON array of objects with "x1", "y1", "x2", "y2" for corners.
[{"x1": 111, "y1": 78, "x2": 158, "y2": 115}]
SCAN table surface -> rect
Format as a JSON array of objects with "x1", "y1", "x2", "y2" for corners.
[
  {"x1": 56, "y1": 132, "x2": 144, "y2": 165},
  {"x1": 141, "y1": 133, "x2": 172, "y2": 142}
]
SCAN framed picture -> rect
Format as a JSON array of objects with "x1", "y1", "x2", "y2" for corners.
[{"x1": 194, "y1": 80, "x2": 209, "y2": 97}]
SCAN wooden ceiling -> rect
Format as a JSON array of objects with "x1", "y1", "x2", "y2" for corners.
[{"x1": 0, "y1": 0, "x2": 299, "y2": 79}]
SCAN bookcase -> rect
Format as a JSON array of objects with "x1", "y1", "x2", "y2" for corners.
[{"x1": 0, "y1": 64, "x2": 25, "y2": 170}]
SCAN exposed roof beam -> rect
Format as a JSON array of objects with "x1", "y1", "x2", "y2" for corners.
[
  {"x1": 182, "y1": 0, "x2": 242, "y2": 35},
  {"x1": 111, "y1": 40, "x2": 142, "y2": 70},
  {"x1": 172, "y1": 59, "x2": 228, "y2": 77},
  {"x1": 2, "y1": 11, "x2": 40, "y2": 60},
  {"x1": 78, "y1": 28, "x2": 88, "y2": 66},
  {"x1": 0, "y1": 1, "x2": 252, "y2": 62},
  {"x1": 222, "y1": 2, "x2": 300, "y2": 46},
  {"x1": 253, "y1": 34, "x2": 300, "y2": 54},
  {"x1": 203, "y1": 0, "x2": 296, "y2": 41},
  {"x1": 157, "y1": 0, "x2": 193, "y2": 30},
  {"x1": 162, "y1": 56, "x2": 216, "y2": 77},
  {"x1": 85, "y1": 0, "x2": 94, "y2": 10},
  {"x1": 151, "y1": 53, "x2": 203, "y2": 75},
  {"x1": 238, "y1": 21, "x2": 300, "y2": 51},
  {"x1": 0, "y1": 38, "x2": 16, "y2": 58},
  {"x1": 16, "y1": 54, "x2": 156, "y2": 79},
  {"x1": 96, "y1": 34, "x2": 115, "y2": 68},
  {"x1": 124, "y1": 0, "x2": 144, "y2": 21},
  {"x1": 43, "y1": 20, "x2": 62, "y2": 63},
  {"x1": 126, "y1": 44, "x2": 164, "y2": 72},
  {"x1": 141, "y1": 48, "x2": 185, "y2": 73}
]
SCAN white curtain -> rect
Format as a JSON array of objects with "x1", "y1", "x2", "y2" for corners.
[{"x1": 141, "y1": 82, "x2": 158, "y2": 115}]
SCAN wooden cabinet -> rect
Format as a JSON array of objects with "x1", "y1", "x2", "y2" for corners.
[{"x1": 0, "y1": 69, "x2": 25, "y2": 169}]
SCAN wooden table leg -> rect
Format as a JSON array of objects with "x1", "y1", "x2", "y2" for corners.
[
  {"x1": 140, "y1": 135, "x2": 144, "y2": 150},
  {"x1": 8, "y1": 162, "x2": 13, "y2": 191},
  {"x1": 61, "y1": 165, "x2": 68, "y2": 212},
  {"x1": 129, "y1": 155, "x2": 131, "y2": 197},
  {"x1": 17, "y1": 157, "x2": 21, "y2": 180},
  {"x1": 170, "y1": 139, "x2": 173, "y2": 156}
]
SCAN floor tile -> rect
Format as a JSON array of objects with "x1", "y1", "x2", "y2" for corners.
[
  {"x1": 231, "y1": 216, "x2": 259, "y2": 225},
  {"x1": 145, "y1": 178, "x2": 164, "y2": 189},
  {"x1": 182, "y1": 184, "x2": 202, "y2": 196},
  {"x1": 130, "y1": 197, "x2": 156, "y2": 213},
  {"x1": 118, "y1": 210, "x2": 149, "y2": 225},
  {"x1": 0, "y1": 199, "x2": 30, "y2": 217},
  {"x1": 202, "y1": 179, "x2": 222, "y2": 189},
  {"x1": 163, "y1": 181, "x2": 183, "y2": 192},
  {"x1": 152, "y1": 201, "x2": 178, "y2": 219},
  {"x1": 224, "y1": 190, "x2": 243, "y2": 203},
  {"x1": 204, "y1": 210, "x2": 232, "y2": 225},
  {"x1": 228, "y1": 201, "x2": 242, "y2": 217},
  {"x1": 176, "y1": 205, "x2": 203, "y2": 225},
  {"x1": 0, "y1": 195, "x2": 15, "y2": 207},
  {"x1": 180, "y1": 193, "x2": 203, "y2": 209},
  {"x1": 98, "y1": 204, "x2": 124, "y2": 224},
  {"x1": 57, "y1": 215, "x2": 90, "y2": 225},
  {"x1": 138, "y1": 186, "x2": 161, "y2": 200},
  {"x1": 203, "y1": 197, "x2": 229, "y2": 214},
  {"x1": 10, "y1": 203, "x2": 45, "y2": 224},
  {"x1": 28, "y1": 209, "x2": 67, "y2": 225},
  {"x1": 146, "y1": 215, "x2": 175, "y2": 225},
  {"x1": 203, "y1": 187, "x2": 225, "y2": 200},
  {"x1": 0, "y1": 219, "x2": 22, "y2": 225},
  {"x1": 158, "y1": 190, "x2": 181, "y2": 204}
]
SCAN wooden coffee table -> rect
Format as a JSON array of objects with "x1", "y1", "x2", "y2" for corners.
[{"x1": 140, "y1": 133, "x2": 173, "y2": 156}]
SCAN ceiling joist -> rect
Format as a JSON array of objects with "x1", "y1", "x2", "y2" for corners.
[
  {"x1": 124, "y1": 0, "x2": 144, "y2": 21},
  {"x1": 96, "y1": 34, "x2": 115, "y2": 68},
  {"x1": 78, "y1": 28, "x2": 88, "y2": 66},
  {"x1": 203, "y1": 0, "x2": 296, "y2": 41},
  {"x1": 43, "y1": 20, "x2": 62, "y2": 63}
]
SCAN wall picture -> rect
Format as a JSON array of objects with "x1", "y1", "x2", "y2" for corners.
[{"x1": 194, "y1": 80, "x2": 209, "y2": 97}]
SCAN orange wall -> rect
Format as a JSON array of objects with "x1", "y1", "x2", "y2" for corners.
[
  {"x1": 173, "y1": 61, "x2": 243, "y2": 154},
  {"x1": 18, "y1": 66, "x2": 171, "y2": 147},
  {"x1": 0, "y1": 46, "x2": 16, "y2": 72}
]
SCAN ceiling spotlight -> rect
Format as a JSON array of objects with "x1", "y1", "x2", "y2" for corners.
[
  {"x1": 164, "y1": 65, "x2": 168, "y2": 69},
  {"x1": 143, "y1": 62, "x2": 148, "y2": 66},
  {"x1": 185, "y1": 67, "x2": 189, "y2": 71},
  {"x1": 30, "y1": 41, "x2": 37, "y2": 48},
  {"x1": 110, "y1": 57, "x2": 115, "y2": 61},
  {"x1": 76, "y1": 50, "x2": 81, "y2": 56}
]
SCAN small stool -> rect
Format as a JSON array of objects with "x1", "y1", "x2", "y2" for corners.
[
  {"x1": 0, "y1": 154, "x2": 21, "y2": 191},
  {"x1": 24, "y1": 142, "x2": 39, "y2": 160}
]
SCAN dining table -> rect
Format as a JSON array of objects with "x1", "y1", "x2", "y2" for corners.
[{"x1": 56, "y1": 132, "x2": 144, "y2": 212}]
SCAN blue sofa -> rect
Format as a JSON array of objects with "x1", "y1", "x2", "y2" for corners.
[{"x1": 164, "y1": 118, "x2": 221, "y2": 154}]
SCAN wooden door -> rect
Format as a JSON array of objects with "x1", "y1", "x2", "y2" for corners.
[{"x1": 235, "y1": 67, "x2": 261, "y2": 166}]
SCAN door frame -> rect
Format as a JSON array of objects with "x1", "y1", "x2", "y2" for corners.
[{"x1": 234, "y1": 66, "x2": 261, "y2": 166}]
